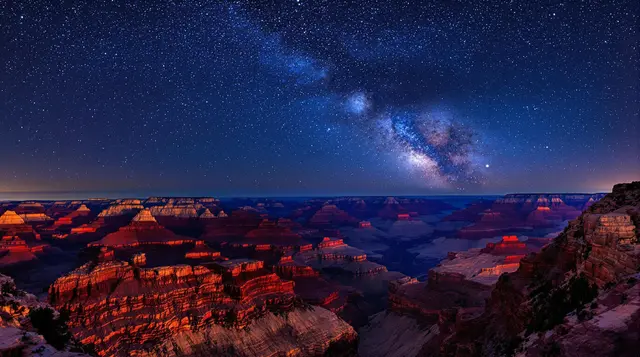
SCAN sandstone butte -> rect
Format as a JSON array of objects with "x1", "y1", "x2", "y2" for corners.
[
  {"x1": 0, "y1": 210, "x2": 42, "y2": 241},
  {"x1": 0, "y1": 234, "x2": 48, "y2": 266},
  {"x1": 48, "y1": 260, "x2": 357, "y2": 357},
  {"x1": 52, "y1": 205, "x2": 92, "y2": 228},
  {"x1": 309, "y1": 205, "x2": 358, "y2": 227},
  {"x1": 0, "y1": 210, "x2": 27, "y2": 226},
  {"x1": 87, "y1": 209, "x2": 196, "y2": 248},
  {"x1": 388, "y1": 182, "x2": 639, "y2": 357}
]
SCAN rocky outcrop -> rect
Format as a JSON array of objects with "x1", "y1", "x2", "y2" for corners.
[
  {"x1": 48, "y1": 260, "x2": 357, "y2": 357},
  {"x1": 0, "y1": 274, "x2": 91, "y2": 356},
  {"x1": 582, "y1": 212, "x2": 638, "y2": 286},
  {"x1": 145, "y1": 306, "x2": 357, "y2": 357},
  {"x1": 97, "y1": 203, "x2": 143, "y2": 217},
  {"x1": 149, "y1": 204, "x2": 202, "y2": 218},
  {"x1": 184, "y1": 240, "x2": 221, "y2": 260},
  {"x1": 199, "y1": 209, "x2": 216, "y2": 219},
  {"x1": 525, "y1": 206, "x2": 562, "y2": 227},
  {"x1": 19, "y1": 213, "x2": 53, "y2": 223},
  {"x1": 438, "y1": 182, "x2": 640, "y2": 357}
]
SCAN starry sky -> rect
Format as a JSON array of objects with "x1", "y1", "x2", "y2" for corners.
[{"x1": 1, "y1": 0, "x2": 638, "y2": 197}]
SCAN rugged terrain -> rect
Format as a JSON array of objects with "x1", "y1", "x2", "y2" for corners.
[
  {"x1": 377, "y1": 182, "x2": 638, "y2": 357},
  {"x1": 0, "y1": 273, "x2": 91, "y2": 356},
  {"x1": 442, "y1": 181, "x2": 640, "y2": 357},
  {"x1": 49, "y1": 260, "x2": 357, "y2": 357},
  {"x1": 0, "y1": 191, "x2": 618, "y2": 356}
]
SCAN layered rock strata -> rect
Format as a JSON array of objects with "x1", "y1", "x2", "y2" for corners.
[{"x1": 49, "y1": 260, "x2": 357, "y2": 357}]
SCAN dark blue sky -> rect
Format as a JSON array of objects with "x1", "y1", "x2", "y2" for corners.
[{"x1": 1, "y1": 0, "x2": 638, "y2": 196}]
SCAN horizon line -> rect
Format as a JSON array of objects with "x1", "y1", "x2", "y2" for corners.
[{"x1": 0, "y1": 190, "x2": 610, "y2": 201}]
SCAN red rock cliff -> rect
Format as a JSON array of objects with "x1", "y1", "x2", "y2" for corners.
[{"x1": 49, "y1": 260, "x2": 357, "y2": 357}]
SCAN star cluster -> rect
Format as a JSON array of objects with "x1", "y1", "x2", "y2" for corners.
[{"x1": 0, "y1": 0, "x2": 638, "y2": 196}]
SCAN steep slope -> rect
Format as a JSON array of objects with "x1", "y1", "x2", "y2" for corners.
[
  {"x1": 440, "y1": 182, "x2": 640, "y2": 357},
  {"x1": 0, "y1": 274, "x2": 91, "y2": 356}
]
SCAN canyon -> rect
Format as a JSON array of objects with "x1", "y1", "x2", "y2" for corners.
[{"x1": 0, "y1": 188, "x2": 631, "y2": 356}]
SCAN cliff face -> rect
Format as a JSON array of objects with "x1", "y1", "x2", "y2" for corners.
[
  {"x1": 440, "y1": 182, "x2": 640, "y2": 357},
  {"x1": 0, "y1": 274, "x2": 90, "y2": 356},
  {"x1": 49, "y1": 261, "x2": 357, "y2": 357}
]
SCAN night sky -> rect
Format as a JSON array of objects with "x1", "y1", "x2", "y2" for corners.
[{"x1": 1, "y1": 1, "x2": 638, "y2": 197}]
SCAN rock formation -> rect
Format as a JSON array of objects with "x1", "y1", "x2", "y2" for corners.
[
  {"x1": 96, "y1": 203, "x2": 143, "y2": 218},
  {"x1": 0, "y1": 210, "x2": 27, "y2": 226},
  {"x1": 309, "y1": 205, "x2": 358, "y2": 227},
  {"x1": 19, "y1": 213, "x2": 53, "y2": 224},
  {"x1": 0, "y1": 273, "x2": 91, "y2": 356},
  {"x1": 199, "y1": 208, "x2": 216, "y2": 219},
  {"x1": 88, "y1": 209, "x2": 195, "y2": 248},
  {"x1": 437, "y1": 182, "x2": 640, "y2": 357},
  {"x1": 150, "y1": 204, "x2": 202, "y2": 218},
  {"x1": 52, "y1": 205, "x2": 92, "y2": 230},
  {"x1": 184, "y1": 240, "x2": 221, "y2": 260},
  {"x1": 49, "y1": 260, "x2": 357, "y2": 357},
  {"x1": 0, "y1": 235, "x2": 40, "y2": 266},
  {"x1": 450, "y1": 194, "x2": 604, "y2": 239},
  {"x1": 0, "y1": 210, "x2": 41, "y2": 240}
]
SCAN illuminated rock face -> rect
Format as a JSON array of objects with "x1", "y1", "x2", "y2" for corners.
[
  {"x1": 430, "y1": 248, "x2": 522, "y2": 287},
  {"x1": 0, "y1": 235, "x2": 38, "y2": 266},
  {"x1": 525, "y1": 206, "x2": 563, "y2": 227},
  {"x1": 70, "y1": 225, "x2": 98, "y2": 234},
  {"x1": 199, "y1": 208, "x2": 216, "y2": 219},
  {"x1": 0, "y1": 211, "x2": 26, "y2": 225},
  {"x1": 273, "y1": 255, "x2": 319, "y2": 278},
  {"x1": 294, "y1": 239, "x2": 387, "y2": 277},
  {"x1": 97, "y1": 203, "x2": 144, "y2": 217},
  {"x1": 150, "y1": 204, "x2": 201, "y2": 218},
  {"x1": 184, "y1": 240, "x2": 221, "y2": 259},
  {"x1": 582, "y1": 212, "x2": 638, "y2": 286},
  {"x1": 132, "y1": 252, "x2": 146, "y2": 265},
  {"x1": 0, "y1": 274, "x2": 91, "y2": 356},
  {"x1": 18, "y1": 213, "x2": 53, "y2": 223},
  {"x1": 0, "y1": 210, "x2": 42, "y2": 241},
  {"x1": 88, "y1": 210, "x2": 195, "y2": 248},
  {"x1": 481, "y1": 235, "x2": 527, "y2": 255},
  {"x1": 49, "y1": 260, "x2": 356, "y2": 357},
  {"x1": 211, "y1": 258, "x2": 265, "y2": 277},
  {"x1": 131, "y1": 208, "x2": 156, "y2": 222},
  {"x1": 13, "y1": 203, "x2": 46, "y2": 214},
  {"x1": 437, "y1": 182, "x2": 640, "y2": 357},
  {"x1": 318, "y1": 241, "x2": 368, "y2": 262}
]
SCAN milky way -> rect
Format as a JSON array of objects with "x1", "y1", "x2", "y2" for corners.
[
  {"x1": 375, "y1": 110, "x2": 484, "y2": 188},
  {"x1": 0, "y1": 0, "x2": 638, "y2": 195}
]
